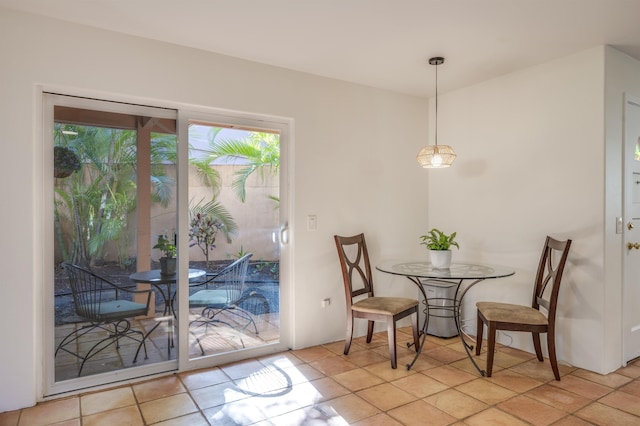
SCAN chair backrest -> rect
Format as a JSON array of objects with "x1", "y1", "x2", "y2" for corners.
[
  {"x1": 532, "y1": 236, "x2": 572, "y2": 322},
  {"x1": 61, "y1": 262, "x2": 116, "y2": 320},
  {"x1": 334, "y1": 234, "x2": 374, "y2": 308},
  {"x1": 208, "y1": 253, "x2": 253, "y2": 303}
]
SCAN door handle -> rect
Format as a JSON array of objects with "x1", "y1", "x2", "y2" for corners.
[
  {"x1": 629, "y1": 222, "x2": 635, "y2": 231},
  {"x1": 628, "y1": 242, "x2": 640, "y2": 250},
  {"x1": 280, "y1": 222, "x2": 289, "y2": 245}
]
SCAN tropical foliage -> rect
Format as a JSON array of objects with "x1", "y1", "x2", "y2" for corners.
[
  {"x1": 201, "y1": 131, "x2": 280, "y2": 203},
  {"x1": 53, "y1": 122, "x2": 278, "y2": 268},
  {"x1": 54, "y1": 124, "x2": 176, "y2": 267}
]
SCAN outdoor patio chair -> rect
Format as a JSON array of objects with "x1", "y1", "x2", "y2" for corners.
[
  {"x1": 56, "y1": 262, "x2": 153, "y2": 376},
  {"x1": 476, "y1": 236, "x2": 572, "y2": 380},
  {"x1": 334, "y1": 233, "x2": 420, "y2": 369},
  {"x1": 189, "y1": 253, "x2": 270, "y2": 355}
]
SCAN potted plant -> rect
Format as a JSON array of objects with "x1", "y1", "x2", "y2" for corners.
[
  {"x1": 420, "y1": 228, "x2": 459, "y2": 269},
  {"x1": 189, "y1": 212, "x2": 223, "y2": 270},
  {"x1": 154, "y1": 232, "x2": 177, "y2": 275}
]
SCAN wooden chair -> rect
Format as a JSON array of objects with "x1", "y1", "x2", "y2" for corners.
[
  {"x1": 334, "y1": 233, "x2": 420, "y2": 369},
  {"x1": 475, "y1": 236, "x2": 572, "y2": 380}
]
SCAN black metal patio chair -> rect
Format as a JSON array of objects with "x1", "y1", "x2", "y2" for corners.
[
  {"x1": 189, "y1": 253, "x2": 270, "y2": 355},
  {"x1": 56, "y1": 262, "x2": 152, "y2": 376}
]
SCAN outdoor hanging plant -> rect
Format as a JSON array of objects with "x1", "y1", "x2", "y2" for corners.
[{"x1": 54, "y1": 146, "x2": 81, "y2": 178}]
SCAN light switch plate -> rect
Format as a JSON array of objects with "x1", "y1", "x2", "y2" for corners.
[{"x1": 307, "y1": 214, "x2": 317, "y2": 230}]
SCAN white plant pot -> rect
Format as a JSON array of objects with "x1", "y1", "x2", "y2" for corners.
[{"x1": 429, "y1": 250, "x2": 452, "y2": 269}]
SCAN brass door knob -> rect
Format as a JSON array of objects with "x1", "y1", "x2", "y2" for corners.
[
  {"x1": 629, "y1": 222, "x2": 635, "y2": 231},
  {"x1": 628, "y1": 242, "x2": 640, "y2": 250}
]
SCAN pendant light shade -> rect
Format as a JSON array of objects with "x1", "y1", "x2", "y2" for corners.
[
  {"x1": 417, "y1": 144, "x2": 457, "y2": 168},
  {"x1": 417, "y1": 57, "x2": 456, "y2": 168}
]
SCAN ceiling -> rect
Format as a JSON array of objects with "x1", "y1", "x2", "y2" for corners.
[{"x1": 2, "y1": 0, "x2": 640, "y2": 97}]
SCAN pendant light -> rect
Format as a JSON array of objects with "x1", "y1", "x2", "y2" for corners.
[{"x1": 417, "y1": 57, "x2": 457, "y2": 168}]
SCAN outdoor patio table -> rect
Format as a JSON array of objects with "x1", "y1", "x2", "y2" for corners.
[
  {"x1": 376, "y1": 261, "x2": 514, "y2": 374},
  {"x1": 130, "y1": 268, "x2": 206, "y2": 356}
]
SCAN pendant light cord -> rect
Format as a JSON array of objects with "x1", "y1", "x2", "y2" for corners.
[
  {"x1": 417, "y1": 56, "x2": 455, "y2": 168},
  {"x1": 435, "y1": 62, "x2": 438, "y2": 146}
]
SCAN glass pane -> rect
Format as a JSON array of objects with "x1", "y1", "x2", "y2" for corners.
[
  {"x1": 187, "y1": 123, "x2": 280, "y2": 359},
  {"x1": 53, "y1": 110, "x2": 177, "y2": 382}
]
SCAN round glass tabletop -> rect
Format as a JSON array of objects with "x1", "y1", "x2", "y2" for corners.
[
  {"x1": 376, "y1": 261, "x2": 515, "y2": 280},
  {"x1": 129, "y1": 268, "x2": 206, "y2": 283}
]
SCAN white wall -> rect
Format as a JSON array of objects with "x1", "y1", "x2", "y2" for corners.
[
  {"x1": 0, "y1": 9, "x2": 428, "y2": 411},
  {"x1": 428, "y1": 48, "x2": 608, "y2": 373}
]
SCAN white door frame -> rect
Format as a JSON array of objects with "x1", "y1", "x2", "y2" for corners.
[
  {"x1": 622, "y1": 93, "x2": 640, "y2": 365},
  {"x1": 176, "y1": 108, "x2": 292, "y2": 372},
  {"x1": 40, "y1": 89, "x2": 293, "y2": 397},
  {"x1": 42, "y1": 92, "x2": 180, "y2": 397}
]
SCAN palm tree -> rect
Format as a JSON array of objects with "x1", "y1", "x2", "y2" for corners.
[
  {"x1": 54, "y1": 125, "x2": 176, "y2": 267},
  {"x1": 201, "y1": 131, "x2": 280, "y2": 203},
  {"x1": 187, "y1": 126, "x2": 238, "y2": 242},
  {"x1": 54, "y1": 123, "x2": 250, "y2": 267}
]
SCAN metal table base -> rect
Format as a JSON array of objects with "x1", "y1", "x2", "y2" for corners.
[{"x1": 376, "y1": 262, "x2": 515, "y2": 374}]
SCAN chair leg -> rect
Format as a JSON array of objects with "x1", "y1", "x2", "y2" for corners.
[
  {"x1": 411, "y1": 312, "x2": 420, "y2": 353},
  {"x1": 532, "y1": 332, "x2": 544, "y2": 361},
  {"x1": 134, "y1": 321, "x2": 160, "y2": 362},
  {"x1": 366, "y1": 320, "x2": 375, "y2": 343},
  {"x1": 547, "y1": 330, "x2": 561, "y2": 380},
  {"x1": 132, "y1": 332, "x2": 149, "y2": 363},
  {"x1": 344, "y1": 311, "x2": 354, "y2": 355},
  {"x1": 388, "y1": 320, "x2": 397, "y2": 369},
  {"x1": 476, "y1": 311, "x2": 484, "y2": 356},
  {"x1": 486, "y1": 322, "x2": 497, "y2": 377},
  {"x1": 55, "y1": 323, "x2": 93, "y2": 357}
]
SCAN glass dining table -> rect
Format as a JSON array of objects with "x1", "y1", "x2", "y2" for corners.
[{"x1": 376, "y1": 261, "x2": 515, "y2": 374}]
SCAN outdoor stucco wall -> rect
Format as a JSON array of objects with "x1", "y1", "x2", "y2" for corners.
[{"x1": 149, "y1": 164, "x2": 281, "y2": 263}]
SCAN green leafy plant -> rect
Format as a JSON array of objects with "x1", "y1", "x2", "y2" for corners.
[
  {"x1": 154, "y1": 233, "x2": 176, "y2": 258},
  {"x1": 253, "y1": 260, "x2": 279, "y2": 279},
  {"x1": 189, "y1": 212, "x2": 224, "y2": 269},
  {"x1": 420, "y1": 228, "x2": 459, "y2": 251},
  {"x1": 201, "y1": 131, "x2": 280, "y2": 203},
  {"x1": 234, "y1": 245, "x2": 246, "y2": 259},
  {"x1": 53, "y1": 126, "x2": 172, "y2": 267}
]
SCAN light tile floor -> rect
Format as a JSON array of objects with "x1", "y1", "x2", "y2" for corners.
[{"x1": 3, "y1": 328, "x2": 640, "y2": 425}]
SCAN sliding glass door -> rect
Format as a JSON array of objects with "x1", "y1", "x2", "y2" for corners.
[
  {"x1": 44, "y1": 95, "x2": 290, "y2": 396},
  {"x1": 178, "y1": 111, "x2": 289, "y2": 369},
  {"x1": 45, "y1": 94, "x2": 179, "y2": 395}
]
